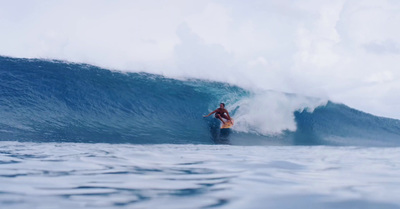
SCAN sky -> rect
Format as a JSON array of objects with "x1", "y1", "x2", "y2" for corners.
[{"x1": 1, "y1": 0, "x2": 399, "y2": 119}]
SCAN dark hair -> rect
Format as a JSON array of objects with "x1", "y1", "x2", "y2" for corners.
[{"x1": 220, "y1": 103, "x2": 225, "y2": 107}]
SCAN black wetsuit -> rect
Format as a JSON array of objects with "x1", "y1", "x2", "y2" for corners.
[{"x1": 214, "y1": 108, "x2": 226, "y2": 118}]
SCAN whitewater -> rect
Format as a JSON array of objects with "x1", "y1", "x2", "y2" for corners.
[{"x1": 1, "y1": 56, "x2": 400, "y2": 208}]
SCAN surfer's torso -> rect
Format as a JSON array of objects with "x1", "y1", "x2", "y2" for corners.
[
  {"x1": 215, "y1": 108, "x2": 227, "y2": 118},
  {"x1": 216, "y1": 108, "x2": 226, "y2": 115}
]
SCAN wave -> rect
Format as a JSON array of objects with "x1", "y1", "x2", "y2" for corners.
[{"x1": 1, "y1": 56, "x2": 400, "y2": 146}]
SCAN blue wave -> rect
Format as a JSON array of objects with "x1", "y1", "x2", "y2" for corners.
[{"x1": 1, "y1": 56, "x2": 400, "y2": 146}]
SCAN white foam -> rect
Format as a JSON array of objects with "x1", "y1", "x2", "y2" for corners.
[{"x1": 230, "y1": 91, "x2": 327, "y2": 135}]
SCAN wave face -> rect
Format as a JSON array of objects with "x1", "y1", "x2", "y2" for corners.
[{"x1": 1, "y1": 56, "x2": 400, "y2": 146}]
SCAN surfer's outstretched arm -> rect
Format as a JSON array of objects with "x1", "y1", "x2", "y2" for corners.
[{"x1": 203, "y1": 110, "x2": 216, "y2": 117}]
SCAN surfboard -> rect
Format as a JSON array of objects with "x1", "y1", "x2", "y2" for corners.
[{"x1": 221, "y1": 119, "x2": 234, "y2": 129}]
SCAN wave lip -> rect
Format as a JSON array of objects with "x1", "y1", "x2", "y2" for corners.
[{"x1": 1, "y1": 56, "x2": 400, "y2": 146}]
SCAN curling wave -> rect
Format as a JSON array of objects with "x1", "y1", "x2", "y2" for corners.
[{"x1": 1, "y1": 56, "x2": 399, "y2": 146}]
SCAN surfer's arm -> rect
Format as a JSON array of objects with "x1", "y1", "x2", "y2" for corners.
[{"x1": 203, "y1": 110, "x2": 217, "y2": 117}]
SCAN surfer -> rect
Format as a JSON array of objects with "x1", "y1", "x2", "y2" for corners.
[{"x1": 203, "y1": 103, "x2": 232, "y2": 125}]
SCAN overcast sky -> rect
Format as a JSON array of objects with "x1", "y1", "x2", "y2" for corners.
[{"x1": 1, "y1": 0, "x2": 399, "y2": 119}]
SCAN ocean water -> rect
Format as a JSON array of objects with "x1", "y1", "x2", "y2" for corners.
[
  {"x1": 1, "y1": 142, "x2": 400, "y2": 209},
  {"x1": 1, "y1": 56, "x2": 400, "y2": 208}
]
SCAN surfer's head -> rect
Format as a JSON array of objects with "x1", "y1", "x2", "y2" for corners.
[{"x1": 220, "y1": 103, "x2": 225, "y2": 108}]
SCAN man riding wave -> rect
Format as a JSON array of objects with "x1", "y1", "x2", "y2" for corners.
[{"x1": 203, "y1": 103, "x2": 232, "y2": 125}]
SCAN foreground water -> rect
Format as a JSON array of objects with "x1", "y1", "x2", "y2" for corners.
[{"x1": 1, "y1": 142, "x2": 400, "y2": 209}]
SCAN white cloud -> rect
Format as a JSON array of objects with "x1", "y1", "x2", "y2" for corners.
[
  {"x1": 364, "y1": 40, "x2": 400, "y2": 55},
  {"x1": 0, "y1": 0, "x2": 399, "y2": 119}
]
